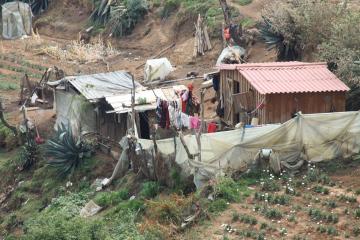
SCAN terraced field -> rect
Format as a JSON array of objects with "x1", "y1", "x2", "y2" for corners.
[{"x1": 0, "y1": 53, "x2": 49, "y2": 105}]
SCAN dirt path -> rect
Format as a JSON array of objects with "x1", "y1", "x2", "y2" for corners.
[{"x1": 229, "y1": 0, "x2": 266, "y2": 20}]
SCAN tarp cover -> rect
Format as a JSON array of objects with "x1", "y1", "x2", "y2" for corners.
[
  {"x1": 2, "y1": 2, "x2": 32, "y2": 40},
  {"x1": 55, "y1": 90, "x2": 96, "y2": 135},
  {"x1": 138, "y1": 112, "x2": 360, "y2": 186},
  {"x1": 216, "y1": 46, "x2": 246, "y2": 65},
  {"x1": 144, "y1": 58, "x2": 173, "y2": 82}
]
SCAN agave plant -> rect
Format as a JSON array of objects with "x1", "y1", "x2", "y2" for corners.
[
  {"x1": 18, "y1": 136, "x2": 39, "y2": 170},
  {"x1": 44, "y1": 123, "x2": 93, "y2": 176},
  {"x1": 260, "y1": 17, "x2": 301, "y2": 61},
  {"x1": 90, "y1": 0, "x2": 148, "y2": 37}
]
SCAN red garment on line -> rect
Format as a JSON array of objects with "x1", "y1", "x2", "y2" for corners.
[{"x1": 207, "y1": 122, "x2": 217, "y2": 133}]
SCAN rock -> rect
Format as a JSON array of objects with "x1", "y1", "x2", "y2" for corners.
[{"x1": 80, "y1": 200, "x2": 102, "y2": 217}]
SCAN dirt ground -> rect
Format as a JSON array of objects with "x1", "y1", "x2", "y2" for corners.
[
  {"x1": 187, "y1": 162, "x2": 360, "y2": 240},
  {"x1": 0, "y1": 0, "x2": 276, "y2": 126}
]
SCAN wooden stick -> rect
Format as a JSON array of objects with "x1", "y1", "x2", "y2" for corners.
[{"x1": 179, "y1": 132, "x2": 195, "y2": 160}]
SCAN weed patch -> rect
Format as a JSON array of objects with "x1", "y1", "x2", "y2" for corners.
[
  {"x1": 140, "y1": 181, "x2": 160, "y2": 199},
  {"x1": 308, "y1": 208, "x2": 338, "y2": 223}
]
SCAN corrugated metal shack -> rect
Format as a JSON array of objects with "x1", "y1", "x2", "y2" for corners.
[
  {"x1": 218, "y1": 62, "x2": 350, "y2": 125},
  {"x1": 49, "y1": 70, "x2": 187, "y2": 141},
  {"x1": 48, "y1": 71, "x2": 145, "y2": 140}
]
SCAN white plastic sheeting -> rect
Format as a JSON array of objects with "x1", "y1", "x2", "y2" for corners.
[
  {"x1": 216, "y1": 46, "x2": 246, "y2": 65},
  {"x1": 144, "y1": 58, "x2": 173, "y2": 82},
  {"x1": 54, "y1": 90, "x2": 96, "y2": 135},
  {"x1": 2, "y1": 2, "x2": 32, "y2": 40},
  {"x1": 138, "y1": 112, "x2": 360, "y2": 186}
]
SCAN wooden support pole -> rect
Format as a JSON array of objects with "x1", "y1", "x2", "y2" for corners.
[{"x1": 219, "y1": 0, "x2": 231, "y2": 26}]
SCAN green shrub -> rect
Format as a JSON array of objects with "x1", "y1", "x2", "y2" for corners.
[
  {"x1": 323, "y1": 199, "x2": 337, "y2": 209},
  {"x1": 312, "y1": 185, "x2": 329, "y2": 195},
  {"x1": 116, "y1": 199, "x2": 145, "y2": 213},
  {"x1": 339, "y1": 194, "x2": 357, "y2": 203},
  {"x1": 263, "y1": 208, "x2": 282, "y2": 220},
  {"x1": 208, "y1": 199, "x2": 228, "y2": 213},
  {"x1": 231, "y1": 211, "x2": 240, "y2": 222},
  {"x1": 146, "y1": 199, "x2": 182, "y2": 224},
  {"x1": 239, "y1": 214, "x2": 257, "y2": 225},
  {"x1": 260, "y1": 178, "x2": 280, "y2": 192},
  {"x1": 354, "y1": 208, "x2": 360, "y2": 218},
  {"x1": 140, "y1": 181, "x2": 160, "y2": 199},
  {"x1": 308, "y1": 208, "x2": 338, "y2": 223},
  {"x1": 161, "y1": 0, "x2": 180, "y2": 18},
  {"x1": 91, "y1": 0, "x2": 148, "y2": 38},
  {"x1": 353, "y1": 226, "x2": 360, "y2": 237},
  {"x1": 94, "y1": 189, "x2": 129, "y2": 207}
]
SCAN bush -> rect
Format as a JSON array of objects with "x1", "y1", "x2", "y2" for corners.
[
  {"x1": 261, "y1": 0, "x2": 339, "y2": 60},
  {"x1": 208, "y1": 199, "x2": 228, "y2": 213},
  {"x1": 140, "y1": 181, "x2": 160, "y2": 199},
  {"x1": 22, "y1": 191, "x2": 146, "y2": 240},
  {"x1": 94, "y1": 189, "x2": 129, "y2": 207},
  {"x1": 0, "y1": 123, "x2": 18, "y2": 151},
  {"x1": 91, "y1": 0, "x2": 148, "y2": 38},
  {"x1": 214, "y1": 177, "x2": 251, "y2": 203},
  {"x1": 161, "y1": 0, "x2": 180, "y2": 18},
  {"x1": 146, "y1": 199, "x2": 182, "y2": 224}
]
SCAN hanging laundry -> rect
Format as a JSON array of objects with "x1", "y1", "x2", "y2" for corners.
[
  {"x1": 189, "y1": 116, "x2": 200, "y2": 130},
  {"x1": 156, "y1": 98, "x2": 163, "y2": 126},
  {"x1": 207, "y1": 122, "x2": 217, "y2": 133},
  {"x1": 156, "y1": 99, "x2": 170, "y2": 129},
  {"x1": 212, "y1": 74, "x2": 220, "y2": 92},
  {"x1": 180, "y1": 112, "x2": 190, "y2": 128}
]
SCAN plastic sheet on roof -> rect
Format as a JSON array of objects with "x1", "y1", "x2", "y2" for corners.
[{"x1": 138, "y1": 111, "x2": 360, "y2": 188}]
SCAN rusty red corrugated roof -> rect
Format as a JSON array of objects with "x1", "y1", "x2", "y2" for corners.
[{"x1": 219, "y1": 62, "x2": 350, "y2": 94}]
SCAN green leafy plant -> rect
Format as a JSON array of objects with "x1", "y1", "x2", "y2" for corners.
[
  {"x1": 17, "y1": 135, "x2": 39, "y2": 170},
  {"x1": 91, "y1": 0, "x2": 148, "y2": 38},
  {"x1": 262, "y1": 207, "x2": 282, "y2": 220},
  {"x1": 208, "y1": 199, "x2": 228, "y2": 213},
  {"x1": 95, "y1": 189, "x2": 129, "y2": 207},
  {"x1": 140, "y1": 181, "x2": 160, "y2": 199},
  {"x1": 44, "y1": 123, "x2": 93, "y2": 176},
  {"x1": 353, "y1": 226, "x2": 360, "y2": 237},
  {"x1": 312, "y1": 185, "x2": 329, "y2": 195},
  {"x1": 239, "y1": 214, "x2": 257, "y2": 225},
  {"x1": 308, "y1": 208, "x2": 338, "y2": 223},
  {"x1": 161, "y1": 0, "x2": 180, "y2": 19},
  {"x1": 339, "y1": 194, "x2": 357, "y2": 203}
]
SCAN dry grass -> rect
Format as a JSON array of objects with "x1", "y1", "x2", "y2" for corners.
[{"x1": 22, "y1": 33, "x2": 119, "y2": 64}]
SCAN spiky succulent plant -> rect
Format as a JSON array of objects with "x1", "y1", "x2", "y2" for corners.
[{"x1": 44, "y1": 123, "x2": 93, "y2": 176}]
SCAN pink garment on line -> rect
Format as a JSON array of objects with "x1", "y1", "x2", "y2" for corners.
[{"x1": 189, "y1": 116, "x2": 200, "y2": 129}]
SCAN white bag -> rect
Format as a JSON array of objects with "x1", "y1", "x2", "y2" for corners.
[{"x1": 144, "y1": 58, "x2": 173, "y2": 82}]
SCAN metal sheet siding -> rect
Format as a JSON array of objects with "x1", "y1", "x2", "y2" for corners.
[
  {"x1": 221, "y1": 62, "x2": 349, "y2": 94},
  {"x1": 68, "y1": 71, "x2": 144, "y2": 100}
]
